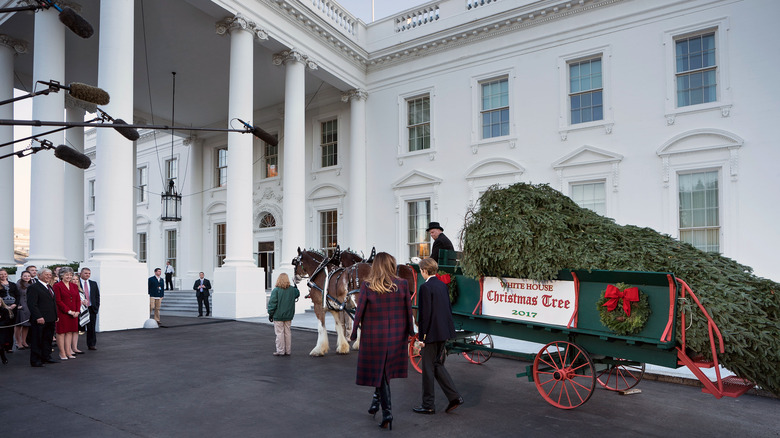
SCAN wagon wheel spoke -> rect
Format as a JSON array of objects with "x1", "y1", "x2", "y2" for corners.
[
  {"x1": 461, "y1": 333, "x2": 494, "y2": 364},
  {"x1": 596, "y1": 359, "x2": 645, "y2": 391},
  {"x1": 533, "y1": 341, "x2": 596, "y2": 409}
]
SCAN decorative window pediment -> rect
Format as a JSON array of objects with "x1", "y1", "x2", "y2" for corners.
[
  {"x1": 656, "y1": 128, "x2": 743, "y2": 156},
  {"x1": 308, "y1": 183, "x2": 346, "y2": 200},
  {"x1": 392, "y1": 170, "x2": 442, "y2": 190},
  {"x1": 465, "y1": 158, "x2": 525, "y2": 180},
  {"x1": 553, "y1": 145, "x2": 623, "y2": 169}
]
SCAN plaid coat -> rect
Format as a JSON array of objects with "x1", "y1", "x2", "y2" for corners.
[{"x1": 350, "y1": 278, "x2": 414, "y2": 387}]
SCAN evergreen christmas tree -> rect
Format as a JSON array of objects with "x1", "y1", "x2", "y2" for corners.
[{"x1": 461, "y1": 183, "x2": 780, "y2": 395}]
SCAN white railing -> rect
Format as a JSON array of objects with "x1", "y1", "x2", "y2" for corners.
[
  {"x1": 310, "y1": 0, "x2": 357, "y2": 37},
  {"x1": 395, "y1": 4, "x2": 440, "y2": 32},
  {"x1": 466, "y1": 0, "x2": 502, "y2": 11}
]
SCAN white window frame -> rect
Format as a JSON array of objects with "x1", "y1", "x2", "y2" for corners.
[
  {"x1": 137, "y1": 165, "x2": 148, "y2": 205},
  {"x1": 165, "y1": 229, "x2": 177, "y2": 271},
  {"x1": 391, "y1": 170, "x2": 442, "y2": 260},
  {"x1": 311, "y1": 113, "x2": 343, "y2": 174},
  {"x1": 318, "y1": 209, "x2": 338, "y2": 257},
  {"x1": 165, "y1": 157, "x2": 179, "y2": 188},
  {"x1": 663, "y1": 18, "x2": 732, "y2": 124},
  {"x1": 397, "y1": 87, "x2": 436, "y2": 161},
  {"x1": 88, "y1": 179, "x2": 96, "y2": 213},
  {"x1": 470, "y1": 69, "x2": 516, "y2": 150},
  {"x1": 558, "y1": 46, "x2": 613, "y2": 139},
  {"x1": 307, "y1": 184, "x2": 345, "y2": 252},
  {"x1": 216, "y1": 147, "x2": 228, "y2": 188},
  {"x1": 260, "y1": 134, "x2": 280, "y2": 180},
  {"x1": 215, "y1": 222, "x2": 226, "y2": 267},
  {"x1": 569, "y1": 179, "x2": 608, "y2": 216},
  {"x1": 553, "y1": 146, "x2": 623, "y2": 219},
  {"x1": 406, "y1": 199, "x2": 431, "y2": 260},
  {"x1": 676, "y1": 169, "x2": 721, "y2": 253},
  {"x1": 137, "y1": 232, "x2": 147, "y2": 263}
]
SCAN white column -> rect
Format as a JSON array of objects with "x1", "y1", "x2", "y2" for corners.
[
  {"x1": 64, "y1": 96, "x2": 89, "y2": 262},
  {"x1": 86, "y1": 0, "x2": 147, "y2": 332},
  {"x1": 274, "y1": 49, "x2": 317, "y2": 269},
  {"x1": 212, "y1": 15, "x2": 267, "y2": 319},
  {"x1": 27, "y1": 9, "x2": 66, "y2": 267},
  {"x1": 182, "y1": 136, "x2": 203, "y2": 287},
  {"x1": 342, "y1": 89, "x2": 368, "y2": 253},
  {"x1": 0, "y1": 36, "x2": 26, "y2": 267}
]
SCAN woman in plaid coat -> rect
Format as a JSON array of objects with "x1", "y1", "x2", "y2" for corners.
[{"x1": 350, "y1": 252, "x2": 414, "y2": 430}]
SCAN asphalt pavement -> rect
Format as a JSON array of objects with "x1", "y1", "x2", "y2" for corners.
[{"x1": 1, "y1": 314, "x2": 778, "y2": 438}]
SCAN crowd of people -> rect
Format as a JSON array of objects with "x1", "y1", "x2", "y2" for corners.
[
  {"x1": 0, "y1": 265, "x2": 100, "y2": 367},
  {"x1": 3, "y1": 224, "x2": 463, "y2": 428}
]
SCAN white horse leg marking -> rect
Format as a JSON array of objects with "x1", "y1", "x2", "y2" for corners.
[
  {"x1": 309, "y1": 318, "x2": 329, "y2": 357},
  {"x1": 352, "y1": 327, "x2": 361, "y2": 350},
  {"x1": 332, "y1": 310, "x2": 350, "y2": 354}
]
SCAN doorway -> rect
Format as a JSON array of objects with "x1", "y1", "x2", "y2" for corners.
[{"x1": 257, "y1": 241, "x2": 274, "y2": 290}]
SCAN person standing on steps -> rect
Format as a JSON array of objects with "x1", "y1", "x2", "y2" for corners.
[{"x1": 193, "y1": 272, "x2": 212, "y2": 317}]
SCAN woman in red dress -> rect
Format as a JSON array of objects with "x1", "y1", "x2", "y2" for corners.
[{"x1": 53, "y1": 267, "x2": 80, "y2": 360}]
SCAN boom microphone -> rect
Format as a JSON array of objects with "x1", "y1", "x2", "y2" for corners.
[
  {"x1": 68, "y1": 83, "x2": 109, "y2": 105},
  {"x1": 236, "y1": 119, "x2": 278, "y2": 146},
  {"x1": 57, "y1": 7, "x2": 94, "y2": 39},
  {"x1": 113, "y1": 119, "x2": 140, "y2": 141},
  {"x1": 54, "y1": 145, "x2": 91, "y2": 169}
]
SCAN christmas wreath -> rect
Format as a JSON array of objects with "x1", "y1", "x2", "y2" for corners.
[
  {"x1": 596, "y1": 283, "x2": 651, "y2": 336},
  {"x1": 435, "y1": 271, "x2": 459, "y2": 304}
]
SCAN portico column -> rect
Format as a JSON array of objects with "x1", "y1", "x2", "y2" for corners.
[
  {"x1": 342, "y1": 89, "x2": 368, "y2": 253},
  {"x1": 182, "y1": 136, "x2": 203, "y2": 288},
  {"x1": 212, "y1": 15, "x2": 268, "y2": 319},
  {"x1": 87, "y1": 0, "x2": 147, "y2": 331},
  {"x1": 64, "y1": 95, "x2": 91, "y2": 262},
  {"x1": 0, "y1": 35, "x2": 26, "y2": 267},
  {"x1": 273, "y1": 49, "x2": 318, "y2": 268},
  {"x1": 27, "y1": 9, "x2": 66, "y2": 267}
]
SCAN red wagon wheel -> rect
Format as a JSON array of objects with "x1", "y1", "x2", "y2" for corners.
[
  {"x1": 461, "y1": 333, "x2": 494, "y2": 364},
  {"x1": 596, "y1": 359, "x2": 645, "y2": 391},
  {"x1": 408, "y1": 334, "x2": 423, "y2": 374},
  {"x1": 532, "y1": 341, "x2": 596, "y2": 409}
]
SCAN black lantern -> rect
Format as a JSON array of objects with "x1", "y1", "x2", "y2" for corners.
[{"x1": 161, "y1": 179, "x2": 182, "y2": 221}]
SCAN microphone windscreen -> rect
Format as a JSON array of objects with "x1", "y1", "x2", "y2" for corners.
[
  {"x1": 252, "y1": 126, "x2": 278, "y2": 146},
  {"x1": 59, "y1": 7, "x2": 94, "y2": 39},
  {"x1": 113, "y1": 119, "x2": 140, "y2": 141},
  {"x1": 69, "y1": 83, "x2": 110, "y2": 106},
  {"x1": 54, "y1": 145, "x2": 91, "y2": 169}
]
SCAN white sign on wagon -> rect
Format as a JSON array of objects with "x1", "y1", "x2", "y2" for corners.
[{"x1": 481, "y1": 277, "x2": 577, "y2": 327}]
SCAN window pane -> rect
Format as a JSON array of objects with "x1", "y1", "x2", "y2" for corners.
[
  {"x1": 407, "y1": 200, "x2": 431, "y2": 259},
  {"x1": 678, "y1": 170, "x2": 719, "y2": 252}
]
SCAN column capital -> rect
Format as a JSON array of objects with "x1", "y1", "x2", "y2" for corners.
[
  {"x1": 0, "y1": 34, "x2": 28, "y2": 54},
  {"x1": 341, "y1": 88, "x2": 368, "y2": 103},
  {"x1": 216, "y1": 14, "x2": 269, "y2": 41},
  {"x1": 64, "y1": 93, "x2": 96, "y2": 113},
  {"x1": 272, "y1": 49, "x2": 318, "y2": 71}
]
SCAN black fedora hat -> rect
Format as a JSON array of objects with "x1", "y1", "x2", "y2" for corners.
[{"x1": 426, "y1": 222, "x2": 444, "y2": 232}]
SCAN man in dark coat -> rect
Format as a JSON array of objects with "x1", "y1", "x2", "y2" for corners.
[
  {"x1": 413, "y1": 258, "x2": 463, "y2": 415},
  {"x1": 148, "y1": 268, "x2": 165, "y2": 324},
  {"x1": 427, "y1": 222, "x2": 454, "y2": 264},
  {"x1": 79, "y1": 267, "x2": 100, "y2": 350},
  {"x1": 193, "y1": 272, "x2": 212, "y2": 317},
  {"x1": 26, "y1": 268, "x2": 58, "y2": 367}
]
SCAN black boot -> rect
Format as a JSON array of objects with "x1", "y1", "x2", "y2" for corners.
[
  {"x1": 368, "y1": 388, "x2": 380, "y2": 416},
  {"x1": 0, "y1": 349, "x2": 7, "y2": 365},
  {"x1": 379, "y1": 379, "x2": 392, "y2": 430}
]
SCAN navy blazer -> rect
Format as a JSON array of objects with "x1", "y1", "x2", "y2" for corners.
[
  {"x1": 417, "y1": 276, "x2": 456, "y2": 343},
  {"x1": 148, "y1": 276, "x2": 164, "y2": 298},
  {"x1": 26, "y1": 281, "x2": 58, "y2": 322}
]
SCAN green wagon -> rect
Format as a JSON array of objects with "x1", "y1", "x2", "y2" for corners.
[{"x1": 408, "y1": 251, "x2": 754, "y2": 409}]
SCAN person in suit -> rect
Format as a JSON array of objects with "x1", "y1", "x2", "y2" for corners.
[
  {"x1": 192, "y1": 272, "x2": 212, "y2": 317},
  {"x1": 350, "y1": 252, "x2": 415, "y2": 430},
  {"x1": 26, "y1": 268, "x2": 58, "y2": 367},
  {"x1": 164, "y1": 262, "x2": 174, "y2": 290},
  {"x1": 79, "y1": 267, "x2": 100, "y2": 350},
  {"x1": 413, "y1": 257, "x2": 464, "y2": 415},
  {"x1": 148, "y1": 268, "x2": 165, "y2": 324},
  {"x1": 427, "y1": 222, "x2": 455, "y2": 264},
  {"x1": 53, "y1": 267, "x2": 80, "y2": 360}
]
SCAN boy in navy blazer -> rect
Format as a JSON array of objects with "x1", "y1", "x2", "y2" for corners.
[{"x1": 413, "y1": 258, "x2": 464, "y2": 415}]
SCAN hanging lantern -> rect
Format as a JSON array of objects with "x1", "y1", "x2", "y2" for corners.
[{"x1": 161, "y1": 179, "x2": 182, "y2": 221}]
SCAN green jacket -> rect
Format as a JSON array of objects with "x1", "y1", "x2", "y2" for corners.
[{"x1": 267, "y1": 286, "x2": 300, "y2": 321}]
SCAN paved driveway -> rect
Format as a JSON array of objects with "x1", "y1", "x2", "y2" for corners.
[{"x1": 1, "y1": 317, "x2": 777, "y2": 437}]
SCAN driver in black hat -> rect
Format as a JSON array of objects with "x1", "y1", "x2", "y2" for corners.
[{"x1": 426, "y1": 222, "x2": 454, "y2": 264}]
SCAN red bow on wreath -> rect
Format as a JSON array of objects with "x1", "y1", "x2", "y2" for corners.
[
  {"x1": 436, "y1": 273, "x2": 451, "y2": 285},
  {"x1": 603, "y1": 284, "x2": 639, "y2": 316}
]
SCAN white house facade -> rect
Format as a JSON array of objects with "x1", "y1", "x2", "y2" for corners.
[{"x1": 2, "y1": 0, "x2": 778, "y2": 331}]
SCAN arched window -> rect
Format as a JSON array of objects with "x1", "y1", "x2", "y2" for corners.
[{"x1": 259, "y1": 213, "x2": 276, "y2": 228}]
